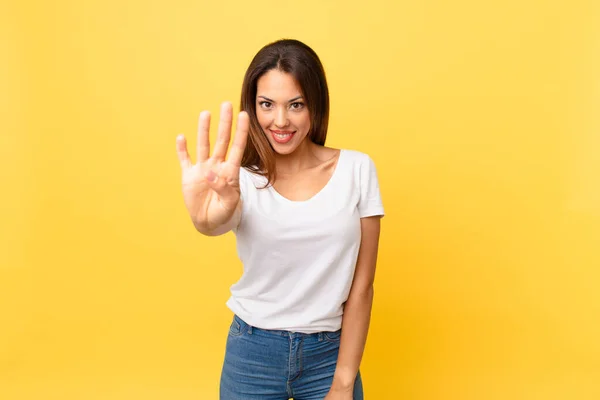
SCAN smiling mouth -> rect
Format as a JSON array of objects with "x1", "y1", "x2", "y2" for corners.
[
  {"x1": 270, "y1": 129, "x2": 295, "y2": 143},
  {"x1": 270, "y1": 129, "x2": 295, "y2": 134}
]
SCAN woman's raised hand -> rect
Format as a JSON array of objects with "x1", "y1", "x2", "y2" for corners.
[{"x1": 176, "y1": 102, "x2": 249, "y2": 233}]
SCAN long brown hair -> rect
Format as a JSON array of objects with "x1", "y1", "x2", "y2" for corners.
[{"x1": 240, "y1": 39, "x2": 330, "y2": 186}]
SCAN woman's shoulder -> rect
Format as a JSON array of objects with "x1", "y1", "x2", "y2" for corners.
[
  {"x1": 320, "y1": 145, "x2": 368, "y2": 158},
  {"x1": 335, "y1": 147, "x2": 375, "y2": 165}
]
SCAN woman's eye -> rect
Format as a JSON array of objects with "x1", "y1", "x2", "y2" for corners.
[
  {"x1": 259, "y1": 101, "x2": 272, "y2": 108},
  {"x1": 290, "y1": 102, "x2": 304, "y2": 110}
]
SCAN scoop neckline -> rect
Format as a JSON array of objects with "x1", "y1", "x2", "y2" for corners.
[{"x1": 268, "y1": 149, "x2": 345, "y2": 205}]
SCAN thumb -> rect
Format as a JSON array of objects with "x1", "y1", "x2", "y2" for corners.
[{"x1": 205, "y1": 169, "x2": 238, "y2": 208}]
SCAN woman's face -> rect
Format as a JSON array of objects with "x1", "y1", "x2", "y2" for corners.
[{"x1": 255, "y1": 69, "x2": 311, "y2": 155}]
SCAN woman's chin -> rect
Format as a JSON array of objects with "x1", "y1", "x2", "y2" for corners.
[
  {"x1": 270, "y1": 136, "x2": 312, "y2": 156},
  {"x1": 267, "y1": 139, "x2": 297, "y2": 155}
]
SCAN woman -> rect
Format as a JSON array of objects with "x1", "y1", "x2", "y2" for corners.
[{"x1": 176, "y1": 39, "x2": 384, "y2": 400}]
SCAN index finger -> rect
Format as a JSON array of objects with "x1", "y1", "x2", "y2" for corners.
[
  {"x1": 197, "y1": 111, "x2": 211, "y2": 163},
  {"x1": 226, "y1": 111, "x2": 249, "y2": 168}
]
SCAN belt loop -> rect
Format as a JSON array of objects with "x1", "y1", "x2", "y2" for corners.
[
  {"x1": 318, "y1": 332, "x2": 324, "y2": 342},
  {"x1": 247, "y1": 324, "x2": 253, "y2": 335}
]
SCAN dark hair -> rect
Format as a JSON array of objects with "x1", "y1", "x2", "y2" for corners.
[{"x1": 240, "y1": 39, "x2": 330, "y2": 186}]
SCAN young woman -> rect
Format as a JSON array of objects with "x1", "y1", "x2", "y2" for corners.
[{"x1": 176, "y1": 39, "x2": 384, "y2": 400}]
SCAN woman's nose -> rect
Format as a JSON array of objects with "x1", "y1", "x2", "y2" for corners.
[{"x1": 274, "y1": 108, "x2": 289, "y2": 128}]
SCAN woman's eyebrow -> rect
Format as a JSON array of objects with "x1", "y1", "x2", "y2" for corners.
[{"x1": 258, "y1": 95, "x2": 303, "y2": 103}]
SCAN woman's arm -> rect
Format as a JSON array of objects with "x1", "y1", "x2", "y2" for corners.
[
  {"x1": 331, "y1": 215, "x2": 382, "y2": 390},
  {"x1": 193, "y1": 198, "x2": 242, "y2": 236}
]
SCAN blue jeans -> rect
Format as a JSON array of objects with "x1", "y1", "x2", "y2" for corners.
[{"x1": 220, "y1": 314, "x2": 364, "y2": 400}]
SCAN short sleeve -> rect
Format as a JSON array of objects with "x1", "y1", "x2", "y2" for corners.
[{"x1": 358, "y1": 155, "x2": 385, "y2": 218}]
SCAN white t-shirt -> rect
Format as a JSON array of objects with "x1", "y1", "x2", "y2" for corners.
[{"x1": 226, "y1": 149, "x2": 384, "y2": 333}]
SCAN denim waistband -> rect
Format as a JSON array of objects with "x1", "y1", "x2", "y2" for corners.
[{"x1": 233, "y1": 314, "x2": 338, "y2": 340}]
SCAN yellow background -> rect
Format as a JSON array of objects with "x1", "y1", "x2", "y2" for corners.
[{"x1": 1, "y1": 0, "x2": 599, "y2": 398}]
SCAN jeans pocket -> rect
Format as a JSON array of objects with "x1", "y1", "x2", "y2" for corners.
[
  {"x1": 323, "y1": 329, "x2": 342, "y2": 343},
  {"x1": 229, "y1": 317, "x2": 244, "y2": 337}
]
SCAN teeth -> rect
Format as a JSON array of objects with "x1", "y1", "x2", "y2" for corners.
[{"x1": 275, "y1": 133, "x2": 291, "y2": 139}]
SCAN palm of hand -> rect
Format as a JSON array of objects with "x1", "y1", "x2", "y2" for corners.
[{"x1": 176, "y1": 102, "x2": 249, "y2": 232}]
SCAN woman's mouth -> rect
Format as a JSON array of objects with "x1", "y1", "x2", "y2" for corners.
[{"x1": 270, "y1": 129, "x2": 295, "y2": 144}]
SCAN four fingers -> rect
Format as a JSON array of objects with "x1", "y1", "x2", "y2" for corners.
[{"x1": 176, "y1": 102, "x2": 248, "y2": 180}]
